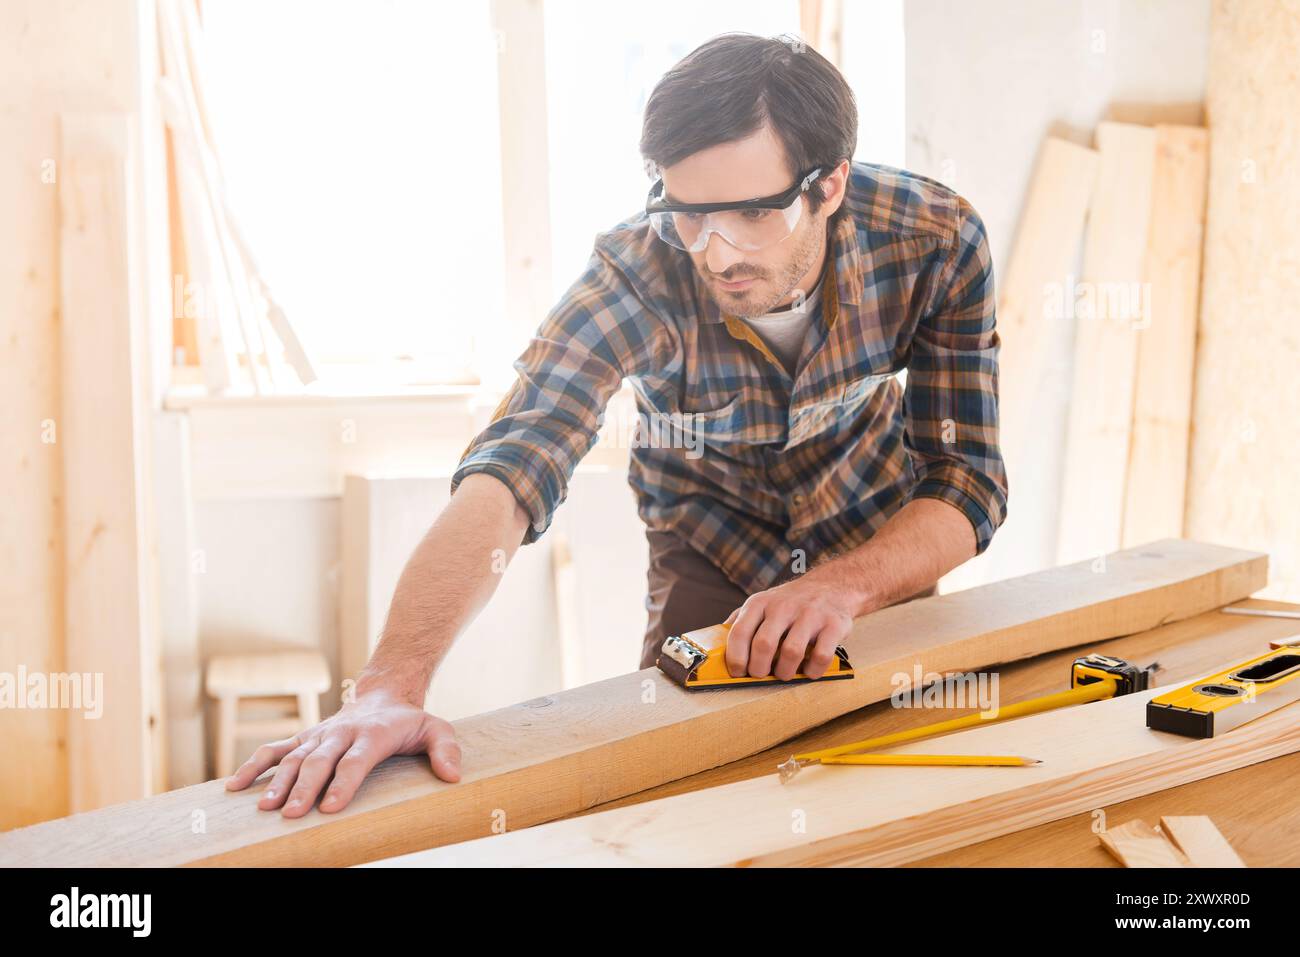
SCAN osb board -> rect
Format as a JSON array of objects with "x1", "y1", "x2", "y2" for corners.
[{"x1": 1185, "y1": 0, "x2": 1300, "y2": 602}]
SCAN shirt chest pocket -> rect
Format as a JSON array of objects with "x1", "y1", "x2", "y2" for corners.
[
  {"x1": 630, "y1": 382, "x2": 785, "y2": 448},
  {"x1": 786, "y1": 371, "x2": 896, "y2": 446}
]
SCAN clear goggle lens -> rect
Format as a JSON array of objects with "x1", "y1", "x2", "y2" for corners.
[{"x1": 647, "y1": 194, "x2": 806, "y2": 253}]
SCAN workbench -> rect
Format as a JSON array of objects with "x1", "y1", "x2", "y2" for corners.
[
  {"x1": 559, "y1": 598, "x2": 1300, "y2": 868},
  {"x1": 0, "y1": 542, "x2": 1290, "y2": 868}
]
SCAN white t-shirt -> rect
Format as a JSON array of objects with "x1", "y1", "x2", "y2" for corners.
[{"x1": 737, "y1": 278, "x2": 824, "y2": 376}]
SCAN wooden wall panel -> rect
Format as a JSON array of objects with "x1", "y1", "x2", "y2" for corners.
[{"x1": 2, "y1": 1, "x2": 168, "y2": 828}]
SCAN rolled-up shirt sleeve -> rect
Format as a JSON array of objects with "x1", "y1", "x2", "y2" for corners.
[
  {"x1": 902, "y1": 197, "x2": 1009, "y2": 552},
  {"x1": 451, "y1": 248, "x2": 661, "y2": 543}
]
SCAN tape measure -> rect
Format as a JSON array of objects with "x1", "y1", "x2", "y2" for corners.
[{"x1": 1146, "y1": 647, "x2": 1300, "y2": 738}]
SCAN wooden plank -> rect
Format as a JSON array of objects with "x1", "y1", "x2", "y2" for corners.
[
  {"x1": 1185, "y1": 1, "x2": 1300, "y2": 605},
  {"x1": 58, "y1": 112, "x2": 161, "y2": 812},
  {"x1": 1122, "y1": 126, "x2": 1209, "y2": 547},
  {"x1": 1159, "y1": 814, "x2": 1246, "y2": 867},
  {"x1": 579, "y1": 598, "x2": 1300, "y2": 817},
  {"x1": 387, "y1": 678, "x2": 1300, "y2": 868},
  {"x1": 996, "y1": 138, "x2": 1099, "y2": 483},
  {"x1": 0, "y1": 540, "x2": 1265, "y2": 866},
  {"x1": 0, "y1": 112, "x2": 69, "y2": 829},
  {"x1": 1098, "y1": 819, "x2": 1187, "y2": 867},
  {"x1": 1058, "y1": 122, "x2": 1158, "y2": 565}
]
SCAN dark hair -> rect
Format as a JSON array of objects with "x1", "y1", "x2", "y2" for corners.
[{"x1": 640, "y1": 33, "x2": 857, "y2": 223}]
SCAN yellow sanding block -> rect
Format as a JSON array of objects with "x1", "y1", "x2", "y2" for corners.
[{"x1": 656, "y1": 621, "x2": 854, "y2": 690}]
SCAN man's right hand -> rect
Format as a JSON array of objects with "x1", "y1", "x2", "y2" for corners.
[
  {"x1": 224, "y1": 689, "x2": 462, "y2": 818},
  {"x1": 224, "y1": 472, "x2": 525, "y2": 818}
]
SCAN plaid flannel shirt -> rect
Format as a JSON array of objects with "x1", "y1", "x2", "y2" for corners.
[{"x1": 451, "y1": 161, "x2": 1008, "y2": 594}]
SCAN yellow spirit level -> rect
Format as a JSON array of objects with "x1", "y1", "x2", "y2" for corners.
[{"x1": 1147, "y1": 647, "x2": 1300, "y2": 738}]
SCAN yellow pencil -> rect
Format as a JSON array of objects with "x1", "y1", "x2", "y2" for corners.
[{"x1": 818, "y1": 753, "x2": 1041, "y2": 768}]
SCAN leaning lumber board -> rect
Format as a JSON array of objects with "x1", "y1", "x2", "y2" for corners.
[
  {"x1": 1159, "y1": 815, "x2": 1246, "y2": 867},
  {"x1": 1121, "y1": 126, "x2": 1209, "y2": 548},
  {"x1": 58, "y1": 113, "x2": 162, "y2": 812},
  {"x1": 1058, "y1": 122, "x2": 1158, "y2": 565},
  {"x1": 384, "y1": 678, "x2": 1300, "y2": 867},
  {"x1": 996, "y1": 138, "x2": 1099, "y2": 488},
  {"x1": 0, "y1": 113, "x2": 68, "y2": 830},
  {"x1": 993, "y1": 140, "x2": 1097, "y2": 468},
  {"x1": 0, "y1": 539, "x2": 1265, "y2": 867},
  {"x1": 990, "y1": 136, "x2": 1099, "y2": 579}
]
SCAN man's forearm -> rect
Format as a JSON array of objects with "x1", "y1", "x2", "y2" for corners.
[
  {"x1": 803, "y1": 497, "x2": 977, "y2": 618},
  {"x1": 356, "y1": 473, "x2": 531, "y2": 704}
]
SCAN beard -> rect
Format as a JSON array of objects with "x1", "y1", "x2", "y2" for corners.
[{"x1": 700, "y1": 213, "x2": 827, "y2": 317}]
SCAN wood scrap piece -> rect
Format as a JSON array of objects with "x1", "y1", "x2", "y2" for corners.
[
  {"x1": 1121, "y1": 125, "x2": 1209, "y2": 547},
  {"x1": 377, "y1": 680, "x2": 1300, "y2": 868},
  {"x1": 1099, "y1": 819, "x2": 1187, "y2": 867},
  {"x1": 1058, "y1": 122, "x2": 1158, "y2": 565},
  {"x1": 0, "y1": 540, "x2": 1266, "y2": 867},
  {"x1": 1159, "y1": 815, "x2": 1246, "y2": 867}
]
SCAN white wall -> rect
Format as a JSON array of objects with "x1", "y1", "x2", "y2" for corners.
[{"x1": 903, "y1": 0, "x2": 1211, "y2": 588}]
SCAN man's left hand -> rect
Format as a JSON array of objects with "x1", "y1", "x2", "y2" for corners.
[{"x1": 723, "y1": 572, "x2": 861, "y2": 681}]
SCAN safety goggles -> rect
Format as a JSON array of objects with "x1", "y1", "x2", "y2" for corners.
[{"x1": 645, "y1": 167, "x2": 824, "y2": 253}]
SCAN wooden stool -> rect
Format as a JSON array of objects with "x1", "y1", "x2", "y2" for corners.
[{"x1": 206, "y1": 651, "x2": 331, "y2": 777}]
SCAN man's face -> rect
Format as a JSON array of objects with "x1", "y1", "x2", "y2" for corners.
[{"x1": 659, "y1": 125, "x2": 843, "y2": 316}]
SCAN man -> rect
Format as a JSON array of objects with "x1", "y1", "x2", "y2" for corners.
[{"x1": 227, "y1": 34, "x2": 1007, "y2": 817}]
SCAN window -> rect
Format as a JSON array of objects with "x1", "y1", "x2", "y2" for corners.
[
  {"x1": 201, "y1": 0, "x2": 504, "y2": 385},
  {"x1": 194, "y1": 0, "x2": 904, "y2": 391}
]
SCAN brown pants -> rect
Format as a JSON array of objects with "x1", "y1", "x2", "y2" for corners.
[{"x1": 639, "y1": 528, "x2": 937, "y2": 669}]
